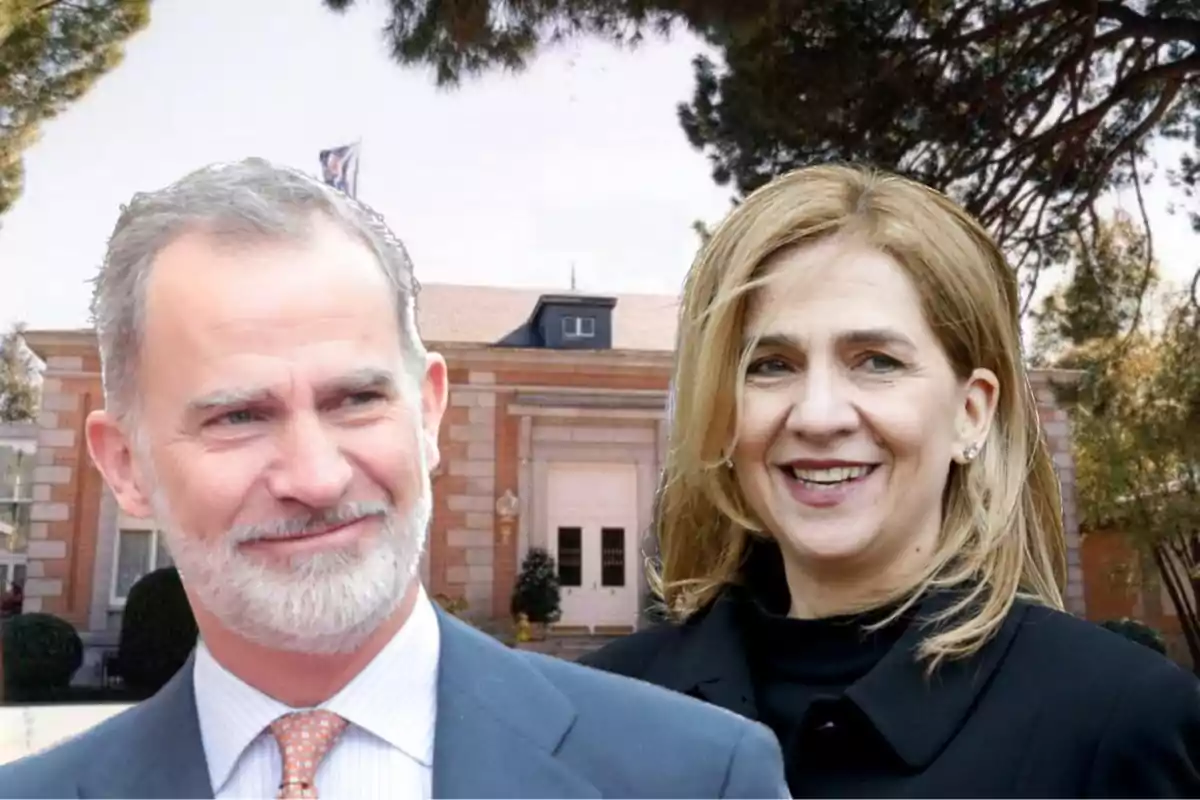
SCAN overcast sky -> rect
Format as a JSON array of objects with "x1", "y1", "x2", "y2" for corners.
[{"x1": 1, "y1": 0, "x2": 1195, "y2": 332}]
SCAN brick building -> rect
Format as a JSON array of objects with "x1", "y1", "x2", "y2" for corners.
[
  {"x1": 18, "y1": 284, "x2": 1088, "y2": 668},
  {"x1": 1080, "y1": 528, "x2": 1194, "y2": 665}
]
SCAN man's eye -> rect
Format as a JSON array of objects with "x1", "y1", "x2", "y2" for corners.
[
  {"x1": 341, "y1": 391, "x2": 385, "y2": 407},
  {"x1": 212, "y1": 409, "x2": 261, "y2": 426}
]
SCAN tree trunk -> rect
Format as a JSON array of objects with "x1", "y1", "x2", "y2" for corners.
[{"x1": 1154, "y1": 537, "x2": 1200, "y2": 672}]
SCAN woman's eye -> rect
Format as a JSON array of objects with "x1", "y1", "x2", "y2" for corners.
[
  {"x1": 747, "y1": 357, "x2": 791, "y2": 375},
  {"x1": 861, "y1": 353, "x2": 904, "y2": 373}
]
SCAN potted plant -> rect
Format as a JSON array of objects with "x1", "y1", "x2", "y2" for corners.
[{"x1": 510, "y1": 548, "x2": 561, "y2": 640}]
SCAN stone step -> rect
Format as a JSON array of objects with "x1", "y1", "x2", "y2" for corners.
[{"x1": 514, "y1": 634, "x2": 627, "y2": 661}]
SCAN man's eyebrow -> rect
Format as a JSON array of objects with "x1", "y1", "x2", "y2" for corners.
[
  {"x1": 185, "y1": 368, "x2": 400, "y2": 415},
  {"x1": 186, "y1": 387, "x2": 270, "y2": 415},
  {"x1": 744, "y1": 328, "x2": 917, "y2": 351},
  {"x1": 322, "y1": 367, "x2": 400, "y2": 395}
]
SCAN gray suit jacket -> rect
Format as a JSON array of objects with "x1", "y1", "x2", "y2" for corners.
[{"x1": 0, "y1": 612, "x2": 788, "y2": 799}]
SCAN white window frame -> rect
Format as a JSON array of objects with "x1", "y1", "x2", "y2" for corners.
[
  {"x1": 0, "y1": 503, "x2": 29, "y2": 555},
  {"x1": 109, "y1": 514, "x2": 171, "y2": 609},
  {"x1": 562, "y1": 315, "x2": 596, "y2": 338},
  {"x1": 0, "y1": 443, "x2": 34, "y2": 555},
  {"x1": 0, "y1": 553, "x2": 28, "y2": 590}
]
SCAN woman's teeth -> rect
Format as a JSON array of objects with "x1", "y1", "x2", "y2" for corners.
[{"x1": 784, "y1": 465, "x2": 874, "y2": 485}]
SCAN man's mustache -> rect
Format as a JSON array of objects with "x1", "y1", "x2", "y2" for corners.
[{"x1": 227, "y1": 501, "x2": 392, "y2": 544}]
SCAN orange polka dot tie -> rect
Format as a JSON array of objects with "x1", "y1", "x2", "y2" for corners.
[{"x1": 269, "y1": 709, "x2": 349, "y2": 799}]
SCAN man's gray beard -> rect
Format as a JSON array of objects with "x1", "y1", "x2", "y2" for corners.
[{"x1": 151, "y1": 478, "x2": 431, "y2": 655}]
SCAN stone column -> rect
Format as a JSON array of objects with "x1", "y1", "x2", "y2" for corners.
[
  {"x1": 26, "y1": 353, "x2": 103, "y2": 628},
  {"x1": 1032, "y1": 374, "x2": 1086, "y2": 615},
  {"x1": 443, "y1": 373, "x2": 498, "y2": 617}
]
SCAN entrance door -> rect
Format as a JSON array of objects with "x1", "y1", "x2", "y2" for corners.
[{"x1": 547, "y1": 463, "x2": 639, "y2": 630}]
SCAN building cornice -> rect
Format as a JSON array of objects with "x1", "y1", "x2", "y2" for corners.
[
  {"x1": 433, "y1": 342, "x2": 673, "y2": 370},
  {"x1": 19, "y1": 329, "x2": 1083, "y2": 386},
  {"x1": 22, "y1": 329, "x2": 97, "y2": 359}
]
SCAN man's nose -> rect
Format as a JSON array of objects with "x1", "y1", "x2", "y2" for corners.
[
  {"x1": 784, "y1": 367, "x2": 859, "y2": 438},
  {"x1": 268, "y1": 414, "x2": 353, "y2": 507}
]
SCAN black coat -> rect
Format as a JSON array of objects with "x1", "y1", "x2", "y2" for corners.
[{"x1": 580, "y1": 587, "x2": 1200, "y2": 798}]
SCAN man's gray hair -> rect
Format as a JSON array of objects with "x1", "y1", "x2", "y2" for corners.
[{"x1": 91, "y1": 157, "x2": 424, "y2": 422}]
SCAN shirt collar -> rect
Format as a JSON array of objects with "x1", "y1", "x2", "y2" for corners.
[{"x1": 193, "y1": 585, "x2": 441, "y2": 795}]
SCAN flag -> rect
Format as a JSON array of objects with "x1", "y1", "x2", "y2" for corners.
[{"x1": 318, "y1": 141, "x2": 361, "y2": 197}]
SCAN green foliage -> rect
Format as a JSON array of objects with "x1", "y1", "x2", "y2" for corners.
[
  {"x1": 0, "y1": 0, "x2": 152, "y2": 219},
  {"x1": 116, "y1": 567, "x2": 198, "y2": 694},
  {"x1": 510, "y1": 547, "x2": 561, "y2": 625},
  {"x1": 433, "y1": 593, "x2": 470, "y2": 618},
  {"x1": 1030, "y1": 211, "x2": 1158, "y2": 364},
  {"x1": 1099, "y1": 618, "x2": 1168, "y2": 656},
  {"x1": 0, "y1": 322, "x2": 37, "y2": 423},
  {"x1": 1, "y1": 612, "x2": 83, "y2": 694},
  {"x1": 1034, "y1": 212, "x2": 1200, "y2": 667},
  {"x1": 330, "y1": 0, "x2": 1200, "y2": 296}
]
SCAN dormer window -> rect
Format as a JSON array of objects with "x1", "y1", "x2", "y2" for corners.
[{"x1": 562, "y1": 315, "x2": 595, "y2": 338}]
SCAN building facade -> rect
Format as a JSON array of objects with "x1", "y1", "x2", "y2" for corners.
[{"x1": 20, "y1": 284, "x2": 1088, "y2": 665}]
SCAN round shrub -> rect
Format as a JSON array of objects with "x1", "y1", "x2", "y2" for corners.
[
  {"x1": 2, "y1": 612, "x2": 83, "y2": 693},
  {"x1": 117, "y1": 567, "x2": 198, "y2": 695},
  {"x1": 1100, "y1": 618, "x2": 1167, "y2": 655}
]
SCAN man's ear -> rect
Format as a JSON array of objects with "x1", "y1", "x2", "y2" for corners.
[
  {"x1": 85, "y1": 410, "x2": 154, "y2": 518},
  {"x1": 953, "y1": 368, "x2": 1000, "y2": 463},
  {"x1": 419, "y1": 353, "x2": 449, "y2": 473}
]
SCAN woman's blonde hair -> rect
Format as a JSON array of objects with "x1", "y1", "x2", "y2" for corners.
[{"x1": 652, "y1": 163, "x2": 1066, "y2": 668}]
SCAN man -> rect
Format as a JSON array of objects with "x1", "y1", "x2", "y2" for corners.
[{"x1": 0, "y1": 159, "x2": 787, "y2": 800}]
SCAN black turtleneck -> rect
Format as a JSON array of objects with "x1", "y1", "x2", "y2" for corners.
[{"x1": 733, "y1": 578, "x2": 914, "y2": 785}]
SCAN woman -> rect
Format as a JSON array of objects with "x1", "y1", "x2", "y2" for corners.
[{"x1": 580, "y1": 164, "x2": 1200, "y2": 797}]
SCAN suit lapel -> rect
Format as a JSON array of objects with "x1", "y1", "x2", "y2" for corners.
[
  {"x1": 431, "y1": 612, "x2": 600, "y2": 799},
  {"x1": 78, "y1": 658, "x2": 213, "y2": 800}
]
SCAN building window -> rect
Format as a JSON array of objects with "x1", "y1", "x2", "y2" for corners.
[
  {"x1": 111, "y1": 528, "x2": 174, "y2": 606},
  {"x1": 0, "y1": 445, "x2": 33, "y2": 555},
  {"x1": 562, "y1": 315, "x2": 595, "y2": 339},
  {"x1": 0, "y1": 557, "x2": 26, "y2": 591},
  {"x1": 600, "y1": 527, "x2": 626, "y2": 587},
  {"x1": 556, "y1": 526, "x2": 582, "y2": 587}
]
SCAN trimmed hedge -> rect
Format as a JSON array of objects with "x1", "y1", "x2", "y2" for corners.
[
  {"x1": 5, "y1": 683, "x2": 147, "y2": 706},
  {"x1": 2, "y1": 613, "x2": 83, "y2": 695},
  {"x1": 116, "y1": 567, "x2": 198, "y2": 694},
  {"x1": 1099, "y1": 618, "x2": 1167, "y2": 655}
]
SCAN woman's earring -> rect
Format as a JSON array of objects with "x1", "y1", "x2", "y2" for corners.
[{"x1": 962, "y1": 442, "x2": 981, "y2": 462}]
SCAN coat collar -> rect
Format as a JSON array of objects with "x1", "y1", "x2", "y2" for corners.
[
  {"x1": 640, "y1": 544, "x2": 1031, "y2": 769},
  {"x1": 641, "y1": 592, "x2": 760, "y2": 720},
  {"x1": 77, "y1": 657, "x2": 213, "y2": 799},
  {"x1": 844, "y1": 589, "x2": 1030, "y2": 767}
]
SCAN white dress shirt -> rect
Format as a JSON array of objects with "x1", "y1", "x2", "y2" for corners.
[{"x1": 193, "y1": 587, "x2": 440, "y2": 800}]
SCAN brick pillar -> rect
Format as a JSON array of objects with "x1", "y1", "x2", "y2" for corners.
[
  {"x1": 25, "y1": 348, "x2": 103, "y2": 629},
  {"x1": 434, "y1": 372, "x2": 498, "y2": 618},
  {"x1": 1030, "y1": 370, "x2": 1086, "y2": 615}
]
